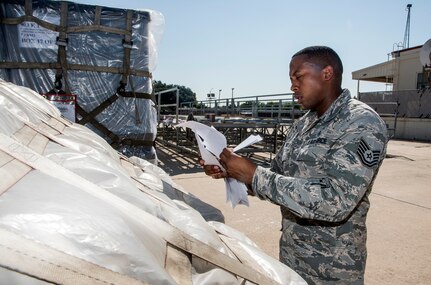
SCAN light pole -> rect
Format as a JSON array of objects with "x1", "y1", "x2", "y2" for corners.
[{"x1": 218, "y1": 89, "x2": 222, "y2": 101}]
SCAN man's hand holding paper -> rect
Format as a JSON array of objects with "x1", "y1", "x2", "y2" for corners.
[
  {"x1": 176, "y1": 121, "x2": 262, "y2": 207},
  {"x1": 219, "y1": 148, "x2": 257, "y2": 185}
]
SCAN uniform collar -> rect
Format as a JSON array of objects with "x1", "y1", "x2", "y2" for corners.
[
  {"x1": 308, "y1": 89, "x2": 351, "y2": 119},
  {"x1": 301, "y1": 89, "x2": 351, "y2": 131},
  {"x1": 319, "y1": 89, "x2": 351, "y2": 122}
]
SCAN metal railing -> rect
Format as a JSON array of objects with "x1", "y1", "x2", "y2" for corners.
[
  {"x1": 177, "y1": 92, "x2": 302, "y2": 122},
  {"x1": 155, "y1": 87, "x2": 179, "y2": 124},
  {"x1": 362, "y1": 101, "x2": 399, "y2": 138}
]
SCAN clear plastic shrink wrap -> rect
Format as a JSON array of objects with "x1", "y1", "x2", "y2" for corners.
[
  {"x1": 0, "y1": 0, "x2": 164, "y2": 160},
  {"x1": 0, "y1": 80, "x2": 307, "y2": 284}
]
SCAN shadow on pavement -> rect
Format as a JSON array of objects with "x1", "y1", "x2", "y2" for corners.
[
  {"x1": 155, "y1": 142, "x2": 203, "y2": 176},
  {"x1": 156, "y1": 141, "x2": 273, "y2": 176}
]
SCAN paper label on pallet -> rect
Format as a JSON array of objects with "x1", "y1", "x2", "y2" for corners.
[
  {"x1": 43, "y1": 94, "x2": 76, "y2": 122},
  {"x1": 51, "y1": 102, "x2": 75, "y2": 122},
  {"x1": 18, "y1": 21, "x2": 59, "y2": 49}
]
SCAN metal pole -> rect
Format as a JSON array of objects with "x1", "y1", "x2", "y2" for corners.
[
  {"x1": 231, "y1": 88, "x2": 234, "y2": 115},
  {"x1": 157, "y1": 91, "x2": 161, "y2": 123},
  {"x1": 278, "y1": 99, "x2": 282, "y2": 121},
  {"x1": 175, "y1": 88, "x2": 179, "y2": 125},
  {"x1": 357, "y1": 80, "x2": 360, "y2": 99},
  {"x1": 217, "y1": 89, "x2": 221, "y2": 115},
  {"x1": 403, "y1": 4, "x2": 412, "y2": 49},
  {"x1": 254, "y1": 96, "x2": 259, "y2": 117}
]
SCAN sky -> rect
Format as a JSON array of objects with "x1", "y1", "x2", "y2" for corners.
[{"x1": 73, "y1": 0, "x2": 431, "y2": 101}]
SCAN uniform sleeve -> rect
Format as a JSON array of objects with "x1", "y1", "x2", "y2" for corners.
[
  {"x1": 252, "y1": 121, "x2": 388, "y2": 223},
  {"x1": 269, "y1": 143, "x2": 284, "y2": 174}
]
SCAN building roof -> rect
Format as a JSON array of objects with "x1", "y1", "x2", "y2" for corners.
[
  {"x1": 391, "y1": 44, "x2": 422, "y2": 57},
  {"x1": 352, "y1": 60, "x2": 395, "y2": 83},
  {"x1": 352, "y1": 45, "x2": 423, "y2": 84}
]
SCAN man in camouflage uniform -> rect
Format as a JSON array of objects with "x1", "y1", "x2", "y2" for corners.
[{"x1": 202, "y1": 46, "x2": 388, "y2": 284}]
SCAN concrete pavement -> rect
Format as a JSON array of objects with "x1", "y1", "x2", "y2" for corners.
[{"x1": 156, "y1": 139, "x2": 431, "y2": 284}]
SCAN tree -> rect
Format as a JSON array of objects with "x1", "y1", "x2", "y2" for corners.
[
  {"x1": 240, "y1": 101, "x2": 253, "y2": 108},
  {"x1": 153, "y1": 80, "x2": 197, "y2": 105}
]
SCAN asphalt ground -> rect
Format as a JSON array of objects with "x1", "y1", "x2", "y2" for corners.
[{"x1": 156, "y1": 139, "x2": 431, "y2": 284}]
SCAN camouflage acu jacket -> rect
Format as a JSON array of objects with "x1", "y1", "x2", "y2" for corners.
[{"x1": 251, "y1": 89, "x2": 388, "y2": 284}]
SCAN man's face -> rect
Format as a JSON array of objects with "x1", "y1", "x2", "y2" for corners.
[{"x1": 289, "y1": 54, "x2": 326, "y2": 112}]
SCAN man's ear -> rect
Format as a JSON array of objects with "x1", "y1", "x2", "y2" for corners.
[{"x1": 322, "y1": 65, "x2": 334, "y2": 81}]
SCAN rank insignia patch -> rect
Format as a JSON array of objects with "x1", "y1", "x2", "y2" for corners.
[{"x1": 357, "y1": 139, "x2": 380, "y2": 167}]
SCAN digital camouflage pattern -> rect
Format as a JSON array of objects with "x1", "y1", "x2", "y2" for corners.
[{"x1": 252, "y1": 89, "x2": 388, "y2": 284}]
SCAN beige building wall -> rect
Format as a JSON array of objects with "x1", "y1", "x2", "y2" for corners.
[
  {"x1": 384, "y1": 117, "x2": 431, "y2": 141},
  {"x1": 393, "y1": 48, "x2": 423, "y2": 91},
  {"x1": 353, "y1": 43, "x2": 431, "y2": 141}
]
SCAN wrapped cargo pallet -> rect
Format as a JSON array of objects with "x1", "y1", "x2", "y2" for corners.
[
  {"x1": 0, "y1": 79, "x2": 307, "y2": 284},
  {"x1": 0, "y1": 0, "x2": 163, "y2": 160}
]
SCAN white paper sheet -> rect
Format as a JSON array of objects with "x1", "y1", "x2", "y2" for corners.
[
  {"x1": 176, "y1": 121, "x2": 262, "y2": 207},
  {"x1": 232, "y1": 134, "x2": 263, "y2": 152}
]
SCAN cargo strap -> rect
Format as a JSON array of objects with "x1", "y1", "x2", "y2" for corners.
[
  {"x1": 77, "y1": 94, "x2": 120, "y2": 125},
  {"x1": 119, "y1": 91, "x2": 154, "y2": 99},
  {"x1": 121, "y1": 10, "x2": 134, "y2": 85},
  {"x1": 57, "y1": 1, "x2": 70, "y2": 93},
  {"x1": 0, "y1": 227, "x2": 148, "y2": 285},
  {"x1": 0, "y1": 62, "x2": 152, "y2": 78},
  {"x1": 75, "y1": 104, "x2": 154, "y2": 148},
  {"x1": 75, "y1": 104, "x2": 122, "y2": 147}
]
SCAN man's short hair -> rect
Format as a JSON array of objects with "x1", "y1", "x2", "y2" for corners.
[{"x1": 293, "y1": 46, "x2": 343, "y2": 78}]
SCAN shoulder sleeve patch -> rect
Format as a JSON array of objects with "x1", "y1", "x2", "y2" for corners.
[{"x1": 357, "y1": 138, "x2": 381, "y2": 168}]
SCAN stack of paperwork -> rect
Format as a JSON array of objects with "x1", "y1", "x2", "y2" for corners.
[{"x1": 176, "y1": 121, "x2": 262, "y2": 207}]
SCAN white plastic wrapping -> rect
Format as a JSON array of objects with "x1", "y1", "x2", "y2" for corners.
[
  {"x1": 0, "y1": 79, "x2": 307, "y2": 284},
  {"x1": 0, "y1": 0, "x2": 165, "y2": 160},
  {"x1": 0, "y1": 170, "x2": 176, "y2": 284}
]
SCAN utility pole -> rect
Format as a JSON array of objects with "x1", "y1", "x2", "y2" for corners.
[{"x1": 403, "y1": 4, "x2": 412, "y2": 49}]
